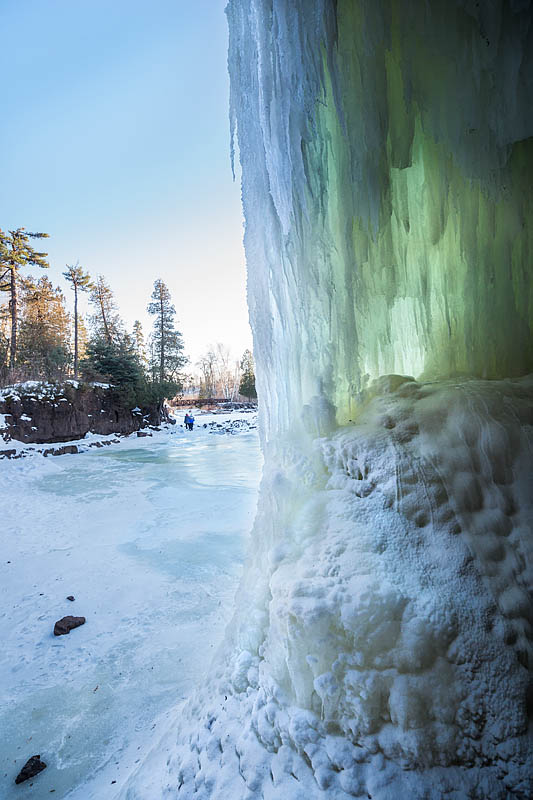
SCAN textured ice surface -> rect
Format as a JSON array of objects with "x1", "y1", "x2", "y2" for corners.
[
  {"x1": 0, "y1": 420, "x2": 261, "y2": 799},
  {"x1": 228, "y1": 0, "x2": 533, "y2": 438},
  {"x1": 124, "y1": 377, "x2": 532, "y2": 799}
]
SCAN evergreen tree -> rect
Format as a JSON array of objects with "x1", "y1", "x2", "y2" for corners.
[
  {"x1": 89, "y1": 275, "x2": 122, "y2": 344},
  {"x1": 132, "y1": 320, "x2": 148, "y2": 371},
  {"x1": 239, "y1": 348, "x2": 257, "y2": 400},
  {"x1": 147, "y1": 279, "x2": 187, "y2": 384},
  {"x1": 63, "y1": 262, "x2": 92, "y2": 377},
  {"x1": 81, "y1": 333, "x2": 178, "y2": 412},
  {"x1": 81, "y1": 337, "x2": 141, "y2": 387},
  {"x1": 17, "y1": 276, "x2": 71, "y2": 379},
  {"x1": 0, "y1": 227, "x2": 49, "y2": 367}
]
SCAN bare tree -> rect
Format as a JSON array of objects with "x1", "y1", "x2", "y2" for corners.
[
  {"x1": 196, "y1": 349, "x2": 217, "y2": 398},
  {"x1": 196, "y1": 344, "x2": 243, "y2": 400}
]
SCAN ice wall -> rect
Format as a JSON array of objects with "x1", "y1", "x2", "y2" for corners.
[
  {"x1": 123, "y1": 2, "x2": 533, "y2": 798},
  {"x1": 228, "y1": 0, "x2": 533, "y2": 436}
]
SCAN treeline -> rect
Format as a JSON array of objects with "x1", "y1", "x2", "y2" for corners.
[
  {"x1": 192, "y1": 345, "x2": 256, "y2": 401},
  {"x1": 0, "y1": 227, "x2": 186, "y2": 407}
]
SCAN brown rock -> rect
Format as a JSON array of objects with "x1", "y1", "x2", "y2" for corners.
[
  {"x1": 53, "y1": 615, "x2": 86, "y2": 636},
  {"x1": 15, "y1": 755, "x2": 47, "y2": 784},
  {"x1": 0, "y1": 383, "x2": 163, "y2": 445},
  {"x1": 52, "y1": 445, "x2": 78, "y2": 456},
  {"x1": 0, "y1": 449, "x2": 17, "y2": 458}
]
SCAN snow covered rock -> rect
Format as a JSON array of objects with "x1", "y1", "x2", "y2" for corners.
[{"x1": 0, "y1": 382, "x2": 160, "y2": 444}]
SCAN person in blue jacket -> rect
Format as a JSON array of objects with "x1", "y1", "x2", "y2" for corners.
[{"x1": 188, "y1": 412, "x2": 195, "y2": 430}]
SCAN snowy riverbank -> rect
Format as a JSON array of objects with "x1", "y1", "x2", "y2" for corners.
[
  {"x1": 0, "y1": 380, "x2": 163, "y2": 448},
  {"x1": 0, "y1": 413, "x2": 262, "y2": 798},
  {"x1": 0, "y1": 408, "x2": 258, "y2": 459}
]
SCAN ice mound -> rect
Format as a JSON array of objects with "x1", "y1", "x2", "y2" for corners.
[{"x1": 122, "y1": 375, "x2": 533, "y2": 799}]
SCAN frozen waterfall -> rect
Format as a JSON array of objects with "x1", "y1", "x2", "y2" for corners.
[{"x1": 124, "y1": 2, "x2": 533, "y2": 798}]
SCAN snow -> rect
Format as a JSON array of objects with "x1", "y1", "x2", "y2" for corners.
[
  {"x1": 0, "y1": 380, "x2": 113, "y2": 406},
  {"x1": 0, "y1": 416, "x2": 262, "y2": 798},
  {"x1": 0, "y1": 429, "x2": 115, "y2": 457},
  {"x1": 124, "y1": 376, "x2": 533, "y2": 799},
  {"x1": 0, "y1": 381, "x2": 63, "y2": 403}
]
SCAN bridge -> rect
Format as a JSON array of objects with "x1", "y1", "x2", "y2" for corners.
[{"x1": 172, "y1": 397, "x2": 256, "y2": 408}]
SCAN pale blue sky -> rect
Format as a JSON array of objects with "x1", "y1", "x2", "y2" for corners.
[{"x1": 0, "y1": 0, "x2": 250, "y2": 365}]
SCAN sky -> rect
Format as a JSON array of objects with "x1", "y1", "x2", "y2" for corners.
[{"x1": 0, "y1": 0, "x2": 251, "y2": 367}]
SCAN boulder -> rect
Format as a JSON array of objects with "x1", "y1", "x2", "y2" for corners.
[
  {"x1": 15, "y1": 755, "x2": 47, "y2": 784},
  {"x1": 53, "y1": 615, "x2": 86, "y2": 636},
  {"x1": 52, "y1": 445, "x2": 78, "y2": 456}
]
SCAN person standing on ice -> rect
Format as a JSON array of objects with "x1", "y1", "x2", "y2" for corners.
[
  {"x1": 184, "y1": 412, "x2": 190, "y2": 429},
  {"x1": 188, "y1": 412, "x2": 195, "y2": 430}
]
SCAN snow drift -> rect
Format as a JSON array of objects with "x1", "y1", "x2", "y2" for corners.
[{"x1": 124, "y1": 1, "x2": 533, "y2": 797}]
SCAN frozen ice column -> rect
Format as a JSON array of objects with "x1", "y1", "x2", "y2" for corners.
[
  {"x1": 228, "y1": 0, "x2": 533, "y2": 435},
  {"x1": 121, "y1": 3, "x2": 533, "y2": 798},
  {"x1": 223, "y1": 0, "x2": 533, "y2": 796}
]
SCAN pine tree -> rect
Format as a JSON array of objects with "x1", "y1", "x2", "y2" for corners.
[
  {"x1": 0, "y1": 227, "x2": 49, "y2": 368},
  {"x1": 132, "y1": 320, "x2": 148, "y2": 371},
  {"x1": 17, "y1": 276, "x2": 71, "y2": 379},
  {"x1": 239, "y1": 349, "x2": 257, "y2": 400},
  {"x1": 89, "y1": 275, "x2": 122, "y2": 344},
  {"x1": 63, "y1": 262, "x2": 92, "y2": 377},
  {"x1": 82, "y1": 336, "x2": 141, "y2": 387},
  {"x1": 147, "y1": 279, "x2": 187, "y2": 383}
]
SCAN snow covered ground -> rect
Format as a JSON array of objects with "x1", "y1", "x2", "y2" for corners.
[{"x1": 0, "y1": 412, "x2": 262, "y2": 799}]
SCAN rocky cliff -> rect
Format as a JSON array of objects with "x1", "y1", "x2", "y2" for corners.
[{"x1": 0, "y1": 381, "x2": 162, "y2": 445}]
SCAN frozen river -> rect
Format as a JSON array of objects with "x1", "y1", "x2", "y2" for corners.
[{"x1": 0, "y1": 416, "x2": 262, "y2": 799}]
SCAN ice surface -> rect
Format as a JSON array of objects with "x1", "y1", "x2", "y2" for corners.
[
  {"x1": 228, "y1": 0, "x2": 533, "y2": 438},
  {"x1": 124, "y1": 377, "x2": 533, "y2": 799},
  {"x1": 120, "y1": 1, "x2": 533, "y2": 798},
  {"x1": 0, "y1": 418, "x2": 261, "y2": 798}
]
